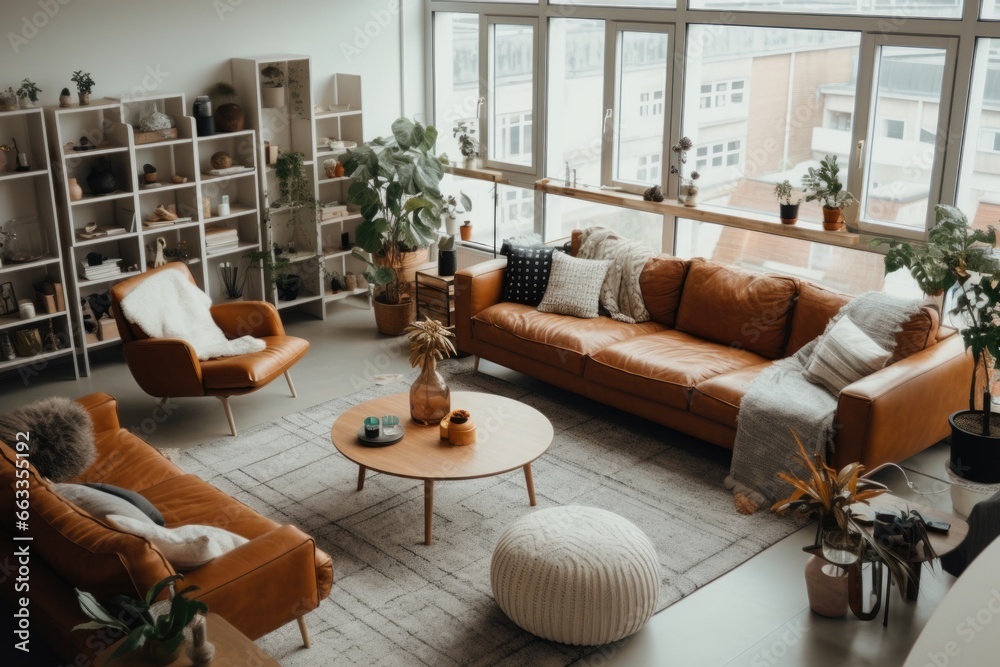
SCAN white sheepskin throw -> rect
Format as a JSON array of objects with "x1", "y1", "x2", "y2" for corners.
[{"x1": 119, "y1": 269, "x2": 266, "y2": 360}]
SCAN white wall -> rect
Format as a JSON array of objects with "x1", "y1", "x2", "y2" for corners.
[{"x1": 1, "y1": 0, "x2": 424, "y2": 137}]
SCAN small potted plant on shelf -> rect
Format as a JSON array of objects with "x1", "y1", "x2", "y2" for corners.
[
  {"x1": 71, "y1": 70, "x2": 95, "y2": 106},
  {"x1": 773, "y1": 180, "x2": 803, "y2": 225},
  {"x1": 16, "y1": 79, "x2": 41, "y2": 108},
  {"x1": 0, "y1": 87, "x2": 17, "y2": 112},
  {"x1": 453, "y1": 121, "x2": 479, "y2": 167},
  {"x1": 59, "y1": 87, "x2": 71, "y2": 108},
  {"x1": 260, "y1": 63, "x2": 285, "y2": 108},
  {"x1": 341, "y1": 117, "x2": 447, "y2": 335},
  {"x1": 73, "y1": 574, "x2": 208, "y2": 664},
  {"x1": 244, "y1": 248, "x2": 299, "y2": 301},
  {"x1": 440, "y1": 192, "x2": 472, "y2": 237},
  {"x1": 873, "y1": 205, "x2": 1000, "y2": 488},
  {"x1": 802, "y1": 154, "x2": 855, "y2": 231},
  {"x1": 210, "y1": 81, "x2": 244, "y2": 132}
]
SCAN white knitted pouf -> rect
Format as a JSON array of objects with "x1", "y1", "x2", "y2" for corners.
[{"x1": 490, "y1": 505, "x2": 659, "y2": 646}]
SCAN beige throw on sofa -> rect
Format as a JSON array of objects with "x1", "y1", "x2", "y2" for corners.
[{"x1": 577, "y1": 226, "x2": 653, "y2": 324}]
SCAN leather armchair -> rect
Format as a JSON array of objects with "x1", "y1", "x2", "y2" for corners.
[{"x1": 109, "y1": 262, "x2": 309, "y2": 436}]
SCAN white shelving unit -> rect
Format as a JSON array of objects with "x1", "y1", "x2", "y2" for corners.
[
  {"x1": 0, "y1": 107, "x2": 77, "y2": 380},
  {"x1": 233, "y1": 56, "x2": 368, "y2": 319}
]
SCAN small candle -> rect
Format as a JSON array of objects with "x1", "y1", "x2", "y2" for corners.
[
  {"x1": 218, "y1": 194, "x2": 230, "y2": 216},
  {"x1": 364, "y1": 416, "x2": 380, "y2": 438},
  {"x1": 18, "y1": 300, "x2": 35, "y2": 320}
]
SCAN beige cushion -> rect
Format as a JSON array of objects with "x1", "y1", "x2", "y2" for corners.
[
  {"x1": 106, "y1": 514, "x2": 249, "y2": 570},
  {"x1": 53, "y1": 483, "x2": 155, "y2": 525},
  {"x1": 804, "y1": 317, "x2": 891, "y2": 394},
  {"x1": 537, "y1": 252, "x2": 611, "y2": 319}
]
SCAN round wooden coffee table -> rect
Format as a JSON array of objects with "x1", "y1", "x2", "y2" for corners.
[{"x1": 331, "y1": 391, "x2": 554, "y2": 545}]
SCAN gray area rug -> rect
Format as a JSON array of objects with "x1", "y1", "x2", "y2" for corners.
[{"x1": 169, "y1": 358, "x2": 800, "y2": 666}]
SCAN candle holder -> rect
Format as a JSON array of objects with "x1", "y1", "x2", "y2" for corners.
[{"x1": 363, "y1": 416, "x2": 380, "y2": 439}]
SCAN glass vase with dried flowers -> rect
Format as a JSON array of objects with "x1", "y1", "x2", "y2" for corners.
[{"x1": 406, "y1": 318, "x2": 455, "y2": 425}]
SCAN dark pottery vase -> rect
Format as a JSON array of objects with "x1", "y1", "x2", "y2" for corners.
[
  {"x1": 215, "y1": 103, "x2": 245, "y2": 132},
  {"x1": 438, "y1": 249, "x2": 457, "y2": 277},
  {"x1": 276, "y1": 274, "x2": 302, "y2": 302},
  {"x1": 86, "y1": 165, "x2": 117, "y2": 196},
  {"x1": 949, "y1": 410, "x2": 1000, "y2": 484}
]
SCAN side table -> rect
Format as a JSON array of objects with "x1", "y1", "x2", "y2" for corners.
[
  {"x1": 94, "y1": 613, "x2": 279, "y2": 667},
  {"x1": 415, "y1": 263, "x2": 455, "y2": 329}
]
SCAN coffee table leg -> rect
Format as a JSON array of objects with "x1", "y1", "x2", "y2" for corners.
[
  {"x1": 424, "y1": 480, "x2": 434, "y2": 545},
  {"x1": 523, "y1": 464, "x2": 537, "y2": 506},
  {"x1": 357, "y1": 465, "x2": 366, "y2": 491}
]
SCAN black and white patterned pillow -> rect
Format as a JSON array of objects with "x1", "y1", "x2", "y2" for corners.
[{"x1": 501, "y1": 244, "x2": 561, "y2": 306}]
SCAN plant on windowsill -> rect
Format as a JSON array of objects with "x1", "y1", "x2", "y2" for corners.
[
  {"x1": 73, "y1": 574, "x2": 208, "y2": 665},
  {"x1": 872, "y1": 204, "x2": 1000, "y2": 485},
  {"x1": 341, "y1": 117, "x2": 447, "y2": 335},
  {"x1": 773, "y1": 180, "x2": 803, "y2": 225},
  {"x1": 802, "y1": 154, "x2": 855, "y2": 231},
  {"x1": 440, "y1": 192, "x2": 472, "y2": 237},
  {"x1": 453, "y1": 121, "x2": 479, "y2": 167}
]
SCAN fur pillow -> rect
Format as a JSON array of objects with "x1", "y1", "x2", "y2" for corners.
[{"x1": 0, "y1": 398, "x2": 95, "y2": 481}]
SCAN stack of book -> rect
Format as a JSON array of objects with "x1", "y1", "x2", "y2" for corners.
[
  {"x1": 205, "y1": 227, "x2": 240, "y2": 255},
  {"x1": 79, "y1": 259, "x2": 122, "y2": 282}
]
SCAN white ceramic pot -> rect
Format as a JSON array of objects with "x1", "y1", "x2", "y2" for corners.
[
  {"x1": 946, "y1": 462, "x2": 1000, "y2": 518},
  {"x1": 261, "y1": 86, "x2": 285, "y2": 108},
  {"x1": 444, "y1": 214, "x2": 459, "y2": 236}
]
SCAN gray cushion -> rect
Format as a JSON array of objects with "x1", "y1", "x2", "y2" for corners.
[
  {"x1": 85, "y1": 483, "x2": 165, "y2": 526},
  {"x1": 537, "y1": 252, "x2": 611, "y2": 319},
  {"x1": 54, "y1": 483, "x2": 156, "y2": 526}
]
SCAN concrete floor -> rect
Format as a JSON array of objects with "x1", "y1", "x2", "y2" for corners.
[{"x1": 0, "y1": 302, "x2": 961, "y2": 666}]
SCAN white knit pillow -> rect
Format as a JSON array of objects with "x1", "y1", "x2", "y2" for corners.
[
  {"x1": 804, "y1": 316, "x2": 891, "y2": 394},
  {"x1": 537, "y1": 252, "x2": 611, "y2": 319},
  {"x1": 106, "y1": 514, "x2": 249, "y2": 570}
]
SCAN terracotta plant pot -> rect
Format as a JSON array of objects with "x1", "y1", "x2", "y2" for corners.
[
  {"x1": 779, "y1": 203, "x2": 799, "y2": 225},
  {"x1": 373, "y1": 298, "x2": 416, "y2": 336},
  {"x1": 448, "y1": 411, "x2": 477, "y2": 446},
  {"x1": 460, "y1": 225, "x2": 473, "y2": 241},
  {"x1": 821, "y1": 207, "x2": 845, "y2": 231},
  {"x1": 215, "y1": 103, "x2": 245, "y2": 133}
]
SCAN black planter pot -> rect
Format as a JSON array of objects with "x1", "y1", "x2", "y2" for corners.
[
  {"x1": 438, "y1": 249, "x2": 457, "y2": 277},
  {"x1": 949, "y1": 410, "x2": 1000, "y2": 483},
  {"x1": 779, "y1": 203, "x2": 799, "y2": 225},
  {"x1": 87, "y1": 165, "x2": 118, "y2": 196},
  {"x1": 276, "y1": 275, "x2": 302, "y2": 302}
]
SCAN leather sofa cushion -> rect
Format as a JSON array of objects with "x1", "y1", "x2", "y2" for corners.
[
  {"x1": 201, "y1": 336, "x2": 310, "y2": 390},
  {"x1": 473, "y1": 303, "x2": 665, "y2": 376},
  {"x1": 70, "y1": 428, "x2": 186, "y2": 492},
  {"x1": 0, "y1": 440, "x2": 173, "y2": 600},
  {"x1": 784, "y1": 282, "x2": 939, "y2": 362},
  {"x1": 139, "y1": 475, "x2": 280, "y2": 540},
  {"x1": 639, "y1": 256, "x2": 689, "y2": 327},
  {"x1": 585, "y1": 330, "x2": 769, "y2": 410},
  {"x1": 675, "y1": 259, "x2": 798, "y2": 359},
  {"x1": 690, "y1": 362, "x2": 775, "y2": 429}
]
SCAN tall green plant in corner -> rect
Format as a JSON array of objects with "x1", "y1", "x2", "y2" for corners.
[
  {"x1": 873, "y1": 205, "x2": 1000, "y2": 482},
  {"x1": 340, "y1": 117, "x2": 446, "y2": 306}
]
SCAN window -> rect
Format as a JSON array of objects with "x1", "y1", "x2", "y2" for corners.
[
  {"x1": 862, "y1": 42, "x2": 954, "y2": 230},
  {"x1": 695, "y1": 140, "x2": 742, "y2": 171},
  {"x1": 487, "y1": 20, "x2": 537, "y2": 171},
  {"x1": 433, "y1": 13, "x2": 480, "y2": 161},
  {"x1": 688, "y1": 0, "x2": 961, "y2": 18},
  {"x1": 636, "y1": 152, "x2": 661, "y2": 182},
  {"x1": 699, "y1": 80, "x2": 746, "y2": 109},
  {"x1": 501, "y1": 188, "x2": 535, "y2": 228},
  {"x1": 957, "y1": 38, "x2": 1000, "y2": 230},
  {"x1": 613, "y1": 28, "x2": 670, "y2": 186},
  {"x1": 639, "y1": 90, "x2": 664, "y2": 117},
  {"x1": 828, "y1": 111, "x2": 852, "y2": 132},
  {"x1": 545, "y1": 195, "x2": 664, "y2": 251}
]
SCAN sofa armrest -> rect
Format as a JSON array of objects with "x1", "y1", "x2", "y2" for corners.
[
  {"x1": 833, "y1": 335, "x2": 971, "y2": 469},
  {"x1": 183, "y1": 525, "x2": 333, "y2": 640},
  {"x1": 210, "y1": 301, "x2": 285, "y2": 338},
  {"x1": 455, "y1": 258, "x2": 507, "y2": 353},
  {"x1": 75, "y1": 393, "x2": 120, "y2": 436},
  {"x1": 122, "y1": 339, "x2": 205, "y2": 398}
]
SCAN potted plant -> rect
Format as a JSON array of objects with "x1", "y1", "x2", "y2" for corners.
[
  {"x1": 244, "y1": 248, "x2": 299, "y2": 302},
  {"x1": 210, "y1": 81, "x2": 244, "y2": 132},
  {"x1": 772, "y1": 435, "x2": 918, "y2": 617},
  {"x1": 0, "y1": 87, "x2": 17, "y2": 112},
  {"x1": 440, "y1": 192, "x2": 472, "y2": 237},
  {"x1": 774, "y1": 180, "x2": 802, "y2": 225},
  {"x1": 59, "y1": 87, "x2": 71, "y2": 108},
  {"x1": 341, "y1": 117, "x2": 447, "y2": 335},
  {"x1": 16, "y1": 79, "x2": 41, "y2": 108},
  {"x1": 406, "y1": 317, "x2": 456, "y2": 424},
  {"x1": 273, "y1": 151, "x2": 316, "y2": 252},
  {"x1": 460, "y1": 219, "x2": 473, "y2": 242},
  {"x1": 453, "y1": 121, "x2": 479, "y2": 167},
  {"x1": 73, "y1": 574, "x2": 208, "y2": 665},
  {"x1": 670, "y1": 136, "x2": 696, "y2": 204},
  {"x1": 71, "y1": 70, "x2": 95, "y2": 106},
  {"x1": 802, "y1": 154, "x2": 855, "y2": 231},
  {"x1": 873, "y1": 204, "x2": 1000, "y2": 485},
  {"x1": 260, "y1": 63, "x2": 285, "y2": 108}
]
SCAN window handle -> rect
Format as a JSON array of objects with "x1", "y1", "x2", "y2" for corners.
[
  {"x1": 476, "y1": 96, "x2": 485, "y2": 119},
  {"x1": 856, "y1": 139, "x2": 865, "y2": 170},
  {"x1": 603, "y1": 108, "x2": 613, "y2": 133}
]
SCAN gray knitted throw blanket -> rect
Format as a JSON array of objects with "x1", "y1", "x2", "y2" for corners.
[
  {"x1": 725, "y1": 291, "x2": 922, "y2": 514},
  {"x1": 577, "y1": 227, "x2": 653, "y2": 323}
]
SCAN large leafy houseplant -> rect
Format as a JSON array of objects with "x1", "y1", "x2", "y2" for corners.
[
  {"x1": 73, "y1": 574, "x2": 207, "y2": 664},
  {"x1": 873, "y1": 204, "x2": 1000, "y2": 482},
  {"x1": 340, "y1": 118, "x2": 446, "y2": 307},
  {"x1": 802, "y1": 154, "x2": 855, "y2": 230}
]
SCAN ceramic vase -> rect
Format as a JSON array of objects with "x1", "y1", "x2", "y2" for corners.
[
  {"x1": 803, "y1": 555, "x2": 848, "y2": 617},
  {"x1": 78, "y1": 93, "x2": 90, "y2": 106},
  {"x1": 215, "y1": 103, "x2": 245, "y2": 132},
  {"x1": 86, "y1": 165, "x2": 117, "y2": 196},
  {"x1": 460, "y1": 224, "x2": 473, "y2": 241},
  {"x1": 68, "y1": 178, "x2": 83, "y2": 202},
  {"x1": 410, "y1": 362, "x2": 450, "y2": 425}
]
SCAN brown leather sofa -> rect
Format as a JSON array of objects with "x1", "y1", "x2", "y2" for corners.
[
  {"x1": 109, "y1": 262, "x2": 310, "y2": 437},
  {"x1": 0, "y1": 393, "x2": 333, "y2": 662},
  {"x1": 456, "y1": 246, "x2": 971, "y2": 470}
]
